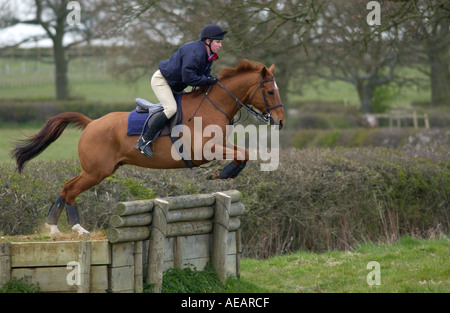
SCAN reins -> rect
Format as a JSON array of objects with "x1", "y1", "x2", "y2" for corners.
[{"x1": 188, "y1": 75, "x2": 284, "y2": 126}]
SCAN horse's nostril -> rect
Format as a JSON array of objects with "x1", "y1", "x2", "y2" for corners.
[{"x1": 279, "y1": 120, "x2": 284, "y2": 130}]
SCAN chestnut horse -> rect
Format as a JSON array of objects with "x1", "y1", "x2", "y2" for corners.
[{"x1": 11, "y1": 59, "x2": 285, "y2": 237}]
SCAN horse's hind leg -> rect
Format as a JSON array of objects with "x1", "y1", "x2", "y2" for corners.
[
  {"x1": 47, "y1": 167, "x2": 117, "y2": 237},
  {"x1": 46, "y1": 196, "x2": 66, "y2": 236},
  {"x1": 206, "y1": 143, "x2": 249, "y2": 180}
]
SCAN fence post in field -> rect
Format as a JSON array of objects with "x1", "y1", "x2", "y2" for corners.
[
  {"x1": 212, "y1": 192, "x2": 231, "y2": 284},
  {"x1": 0, "y1": 243, "x2": 11, "y2": 289},
  {"x1": 147, "y1": 199, "x2": 169, "y2": 293},
  {"x1": 77, "y1": 241, "x2": 91, "y2": 293}
]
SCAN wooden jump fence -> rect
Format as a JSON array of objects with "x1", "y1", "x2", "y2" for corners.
[
  {"x1": 365, "y1": 110, "x2": 430, "y2": 129},
  {"x1": 0, "y1": 190, "x2": 245, "y2": 293}
]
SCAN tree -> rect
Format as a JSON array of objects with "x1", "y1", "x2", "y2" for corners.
[
  {"x1": 90, "y1": 0, "x2": 448, "y2": 112},
  {"x1": 295, "y1": 0, "x2": 408, "y2": 113},
  {"x1": 0, "y1": 0, "x2": 104, "y2": 100},
  {"x1": 393, "y1": 0, "x2": 449, "y2": 106},
  {"x1": 101, "y1": 0, "x2": 322, "y2": 107},
  {"x1": 332, "y1": 0, "x2": 450, "y2": 109}
]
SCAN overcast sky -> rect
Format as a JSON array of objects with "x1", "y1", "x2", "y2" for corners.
[
  {"x1": 0, "y1": 24, "x2": 54, "y2": 48},
  {"x1": 0, "y1": 0, "x2": 77, "y2": 48}
]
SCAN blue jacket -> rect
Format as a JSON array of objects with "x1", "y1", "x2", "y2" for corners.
[{"x1": 159, "y1": 41, "x2": 217, "y2": 93}]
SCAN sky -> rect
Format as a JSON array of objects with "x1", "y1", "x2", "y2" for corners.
[
  {"x1": 0, "y1": 24, "x2": 54, "y2": 48},
  {"x1": 0, "y1": 0, "x2": 77, "y2": 48}
]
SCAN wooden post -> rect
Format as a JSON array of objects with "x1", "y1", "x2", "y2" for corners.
[
  {"x1": 235, "y1": 229, "x2": 243, "y2": 279},
  {"x1": 212, "y1": 192, "x2": 231, "y2": 284},
  {"x1": 147, "y1": 199, "x2": 169, "y2": 293},
  {"x1": 134, "y1": 241, "x2": 143, "y2": 293},
  {"x1": 77, "y1": 241, "x2": 91, "y2": 293},
  {"x1": 413, "y1": 111, "x2": 418, "y2": 129},
  {"x1": 174, "y1": 237, "x2": 183, "y2": 270},
  {"x1": 109, "y1": 242, "x2": 135, "y2": 293},
  {"x1": 0, "y1": 243, "x2": 11, "y2": 289},
  {"x1": 424, "y1": 114, "x2": 430, "y2": 129}
]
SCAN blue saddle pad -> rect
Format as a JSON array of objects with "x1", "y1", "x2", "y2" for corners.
[{"x1": 127, "y1": 94, "x2": 182, "y2": 136}]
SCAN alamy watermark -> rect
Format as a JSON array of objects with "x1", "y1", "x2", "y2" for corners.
[
  {"x1": 67, "y1": 1, "x2": 81, "y2": 26},
  {"x1": 170, "y1": 117, "x2": 280, "y2": 172},
  {"x1": 367, "y1": 1, "x2": 381, "y2": 26},
  {"x1": 366, "y1": 261, "x2": 381, "y2": 286},
  {"x1": 66, "y1": 261, "x2": 81, "y2": 286}
]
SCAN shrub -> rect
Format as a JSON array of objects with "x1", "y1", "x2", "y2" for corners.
[
  {"x1": 0, "y1": 277, "x2": 40, "y2": 293},
  {"x1": 0, "y1": 147, "x2": 448, "y2": 257},
  {"x1": 371, "y1": 83, "x2": 399, "y2": 113},
  {"x1": 159, "y1": 264, "x2": 223, "y2": 293},
  {"x1": 292, "y1": 128, "x2": 450, "y2": 150},
  {"x1": 0, "y1": 99, "x2": 133, "y2": 124}
]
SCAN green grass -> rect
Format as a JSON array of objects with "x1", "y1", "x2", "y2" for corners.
[
  {"x1": 0, "y1": 57, "x2": 157, "y2": 103},
  {"x1": 0, "y1": 57, "x2": 430, "y2": 108},
  {"x1": 238, "y1": 236, "x2": 450, "y2": 293},
  {"x1": 289, "y1": 68, "x2": 431, "y2": 109},
  {"x1": 0, "y1": 76, "x2": 155, "y2": 104},
  {"x1": 158, "y1": 237, "x2": 450, "y2": 293}
]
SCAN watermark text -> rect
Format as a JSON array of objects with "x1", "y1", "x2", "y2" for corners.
[{"x1": 67, "y1": 1, "x2": 81, "y2": 26}]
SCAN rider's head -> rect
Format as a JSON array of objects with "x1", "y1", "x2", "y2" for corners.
[{"x1": 201, "y1": 24, "x2": 227, "y2": 55}]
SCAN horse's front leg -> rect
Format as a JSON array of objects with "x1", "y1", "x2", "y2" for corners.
[{"x1": 206, "y1": 143, "x2": 249, "y2": 180}]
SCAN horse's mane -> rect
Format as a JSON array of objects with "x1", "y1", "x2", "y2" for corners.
[
  {"x1": 189, "y1": 59, "x2": 264, "y2": 96},
  {"x1": 218, "y1": 59, "x2": 265, "y2": 80}
]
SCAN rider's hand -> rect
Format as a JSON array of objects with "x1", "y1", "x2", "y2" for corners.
[{"x1": 207, "y1": 75, "x2": 219, "y2": 85}]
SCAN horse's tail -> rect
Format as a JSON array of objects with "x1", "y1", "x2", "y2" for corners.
[{"x1": 11, "y1": 112, "x2": 92, "y2": 173}]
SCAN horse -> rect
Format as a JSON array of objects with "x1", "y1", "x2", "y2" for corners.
[{"x1": 11, "y1": 59, "x2": 285, "y2": 237}]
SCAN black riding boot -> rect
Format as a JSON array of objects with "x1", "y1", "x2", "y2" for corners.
[{"x1": 135, "y1": 111, "x2": 169, "y2": 157}]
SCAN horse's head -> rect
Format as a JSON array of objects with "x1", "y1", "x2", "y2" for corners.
[{"x1": 247, "y1": 64, "x2": 285, "y2": 130}]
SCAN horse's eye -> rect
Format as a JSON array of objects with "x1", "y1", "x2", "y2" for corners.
[{"x1": 268, "y1": 90, "x2": 274, "y2": 95}]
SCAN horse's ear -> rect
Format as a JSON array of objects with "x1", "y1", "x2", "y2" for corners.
[
  {"x1": 269, "y1": 64, "x2": 275, "y2": 74},
  {"x1": 261, "y1": 66, "x2": 270, "y2": 78}
]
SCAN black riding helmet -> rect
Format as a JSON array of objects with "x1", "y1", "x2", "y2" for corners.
[{"x1": 201, "y1": 24, "x2": 228, "y2": 41}]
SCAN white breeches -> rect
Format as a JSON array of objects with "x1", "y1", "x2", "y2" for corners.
[{"x1": 151, "y1": 70, "x2": 177, "y2": 119}]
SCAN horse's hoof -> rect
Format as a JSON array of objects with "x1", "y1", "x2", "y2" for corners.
[
  {"x1": 206, "y1": 170, "x2": 221, "y2": 180},
  {"x1": 46, "y1": 223, "x2": 62, "y2": 236},
  {"x1": 72, "y1": 224, "x2": 91, "y2": 238}
]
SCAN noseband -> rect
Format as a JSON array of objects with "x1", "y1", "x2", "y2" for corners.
[{"x1": 189, "y1": 75, "x2": 284, "y2": 126}]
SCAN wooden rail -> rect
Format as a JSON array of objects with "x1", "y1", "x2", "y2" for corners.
[{"x1": 365, "y1": 111, "x2": 430, "y2": 129}]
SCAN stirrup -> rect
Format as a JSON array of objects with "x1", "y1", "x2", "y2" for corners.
[{"x1": 136, "y1": 138, "x2": 154, "y2": 157}]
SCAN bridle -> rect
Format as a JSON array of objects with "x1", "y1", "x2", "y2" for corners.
[
  {"x1": 189, "y1": 75, "x2": 284, "y2": 126},
  {"x1": 246, "y1": 76, "x2": 284, "y2": 122}
]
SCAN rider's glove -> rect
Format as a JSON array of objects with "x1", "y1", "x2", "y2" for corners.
[{"x1": 207, "y1": 75, "x2": 219, "y2": 85}]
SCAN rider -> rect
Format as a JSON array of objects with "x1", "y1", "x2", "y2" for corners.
[{"x1": 136, "y1": 24, "x2": 227, "y2": 157}]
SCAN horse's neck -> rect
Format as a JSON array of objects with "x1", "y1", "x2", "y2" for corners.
[{"x1": 212, "y1": 73, "x2": 257, "y2": 118}]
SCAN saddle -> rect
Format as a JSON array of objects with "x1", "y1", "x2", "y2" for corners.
[
  {"x1": 128, "y1": 96, "x2": 195, "y2": 168},
  {"x1": 134, "y1": 97, "x2": 182, "y2": 137}
]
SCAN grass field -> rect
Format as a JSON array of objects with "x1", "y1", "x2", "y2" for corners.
[
  {"x1": 238, "y1": 236, "x2": 450, "y2": 293},
  {"x1": 0, "y1": 56, "x2": 430, "y2": 107},
  {"x1": 159, "y1": 236, "x2": 450, "y2": 293},
  {"x1": 0, "y1": 57, "x2": 157, "y2": 103}
]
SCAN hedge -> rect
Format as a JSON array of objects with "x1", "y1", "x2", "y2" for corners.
[
  {"x1": 0, "y1": 99, "x2": 134, "y2": 124},
  {"x1": 292, "y1": 128, "x2": 450, "y2": 150},
  {"x1": 0, "y1": 147, "x2": 448, "y2": 257}
]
